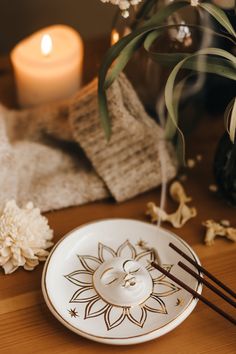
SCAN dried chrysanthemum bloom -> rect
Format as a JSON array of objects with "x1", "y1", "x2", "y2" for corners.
[
  {"x1": 191, "y1": 0, "x2": 199, "y2": 6},
  {"x1": 0, "y1": 200, "x2": 53, "y2": 274},
  {"x1": 100, "y1": 0, "x2": 143, "y2": 18}
]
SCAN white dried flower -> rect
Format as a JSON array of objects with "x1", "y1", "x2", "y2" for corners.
[
  {"x1": 122, "y1": 10, "x2": 130, "y2": 18},
  {"x1": 209, "y1": 184, "x2": 218, "y2": 192},
  {"x1": 187, "y1": 158, "x2": 196, "y2": 168},
  {"x1": 203, "y1": 219, "x2": 236, "y2": 246},
  {"x1": 191, "y1": 0, "x2": 199, "y2": 6},
  {"x1": 220, "y1": 219, "x2": 230, "y2": 227},
  {"x1": 100, "y1": 0, "x2": 143, "y2": 17},
  {"x1": 0, "y1": 200, "x2": 53, "y2": 274},
  {"x1": 196, "y1": 154, "x2": 202, "y2": 161}
]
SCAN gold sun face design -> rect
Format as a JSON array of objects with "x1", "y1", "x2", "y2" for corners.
[{"x1": 65, "y1": 240, "x2": 180, "y2": 331}]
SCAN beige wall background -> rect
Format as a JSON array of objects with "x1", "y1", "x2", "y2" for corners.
[{"x1": 0, "y1": 0, "x2": 116, "y2": 54}]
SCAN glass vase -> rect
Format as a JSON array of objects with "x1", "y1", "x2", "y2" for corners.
[
  {"x1": 214, "y1": 133, "x2": 236, "y2": 206},
  {"x1": 112, "y1": 0, "x2": 213, "y2": 131}
]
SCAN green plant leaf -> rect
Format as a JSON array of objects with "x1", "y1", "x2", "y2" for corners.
[
  {"x1": 105, "y1": 36, "x2": 145, "y2": 88},
  {"x1": 134, "y1": 0, "x2": 158, "y2": 25},
  {"x1": 143, "y1": 29, "x2": 161, "y2": 49},
  {"x1": 98, "y1": 0, "x2": 236, "y2": 141},
  {"x1": 199, "y1": 2, "x2": 236, "y2": 38},
  {"x1": 228, "y1": 98, "x2": 236, "y2": 143},
  {"x1": 98, "y1": 0, "x2": 189, "y2": 139},
  {"x1": 144, "y1": 0, "x2": 188, "y2": 27},
  {"x1": 144, "y1": 23, "x2": 236, "y2": 50},
  {"x1": 149, "y1": 52, "x2": 236, "y2": 79},
  {"x1": 165, "y1": 75, "x2": 189, "y2": 139},
  {"x1": 164, "y1": 48, "x2": 236, "y2": 160},
  {"x1": 143, "y1": 24, "x2": 236, "y2": 77},
  {"x1": 224, "y1": 97, "x2": 235, "y2": 132}
]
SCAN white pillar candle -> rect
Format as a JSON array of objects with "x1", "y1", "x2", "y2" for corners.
[{"x1": 11, "y1": 25, "x2": 84, "y2": 108}]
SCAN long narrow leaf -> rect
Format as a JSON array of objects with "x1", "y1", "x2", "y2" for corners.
[
  {"x1": 165, "y1": 48, "x2": 236, "y2": 160},
  {"x1": 229, "y1": 98, "x2": 236, "y2": 143},
  {"x1": 225, "y1": 98, "x2": 235, "y2": 132},
  {"x1": 143, "y1": 29, "x2": 161, "y2": 49},
  {"x1": 200, "y1": 3, "x2": 236, "y2": 38},
  {"x1": 134, "y1": 0, "x2": 158, "y2": 24},
  {"x1": 165, "y1": 75, "x2": 190, "y2": 140},
  {"x1": 144, "y1": 23, "x2": 236, "y2": 50},
  {"x1": 143, "y1": 23, "x2": 236, "y2": 78},
  {"x1": 105, "y1": 36, "x2": 146, "y2": 88},
  {"x1": 149, "y1": 52, "x2": 236, "y2": 79},
  {"x1": 143, "y1": 1, "x2": 188, "y2": 27}
]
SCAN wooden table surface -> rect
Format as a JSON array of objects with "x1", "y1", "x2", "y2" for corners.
[{"x1": 0, "y1": 38, "x2": 235, "y2": 354}]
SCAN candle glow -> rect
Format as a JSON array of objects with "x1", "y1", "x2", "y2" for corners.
[{"x1": 41, "y1": 34, "x2": 53, "y2": 57}]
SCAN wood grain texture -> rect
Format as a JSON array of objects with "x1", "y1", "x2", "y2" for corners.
[{"x1": 0, "y1": 37, "x2": 235, "y2": 354}]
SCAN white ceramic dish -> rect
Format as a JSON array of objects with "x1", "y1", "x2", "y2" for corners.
[{"x1": 42, "y1": 219, "x2": 202, "y2": 345}]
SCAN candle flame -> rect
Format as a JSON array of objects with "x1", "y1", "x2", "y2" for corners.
[
  {"x1": 41, "y1": 34, "x2": 53, "y2": 56},
  {"x1": 111, "y1": 29, "x2": 120, "y2": 46}
]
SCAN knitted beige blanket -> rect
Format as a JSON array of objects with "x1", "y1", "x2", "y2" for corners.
[{"x1": 0, "y1": 74, "x2": 177, "y2": 212}]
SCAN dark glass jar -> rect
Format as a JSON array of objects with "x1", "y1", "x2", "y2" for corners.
[
  {"x1": 204, "y1": 1, "x2": 236, "y2": 115},
  {"x1": 214, "y1": 132, "x2": 236, "y2": 206}
]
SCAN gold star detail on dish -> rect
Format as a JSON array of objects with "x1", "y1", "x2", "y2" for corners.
[
  {"x1": 175, "y1": 298, "x2": 184, "y2": 307},
  {"x1": 68, "y1": 308, "x2": 79, "y2": 318},
  {"x1": 136, "y1": 239, "x2": 148, "y2": 249}
]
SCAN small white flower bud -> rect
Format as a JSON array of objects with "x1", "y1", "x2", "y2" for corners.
[
  {"x1": 119, "y1": 0, "x2": 130, "y2": 10},
  {"x1": 100, "y1": 0, "x2": 143, "y2": 18},
  {"x1": 122, "y1": 10, "x2": 130, "y2": 17}
]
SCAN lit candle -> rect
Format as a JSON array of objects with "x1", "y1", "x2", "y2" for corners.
[{"x1": 11, "y1": 25, "x2": 84, "y2": 108}]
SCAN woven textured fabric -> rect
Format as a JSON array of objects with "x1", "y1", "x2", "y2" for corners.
[
  {"x1": 70, "y1": 73, "x2": 177, "y2": 202},
  {"x1": 0, "y1": 73, "x2": 177, "y2": 211}
]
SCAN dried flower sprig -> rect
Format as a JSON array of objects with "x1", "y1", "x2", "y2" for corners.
[
  {"x1": 146, "y1": 181, "x2": 197, "y2": 228},
  {"x1": 100, "y1": 0, "x2": 143, "y2": 18},
  {"x1": 0, "y1": 200, "x2": 53, "y2": 274},
  {"x1": 203, "y1": 219, "x2": 236, "y2": 246}
]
